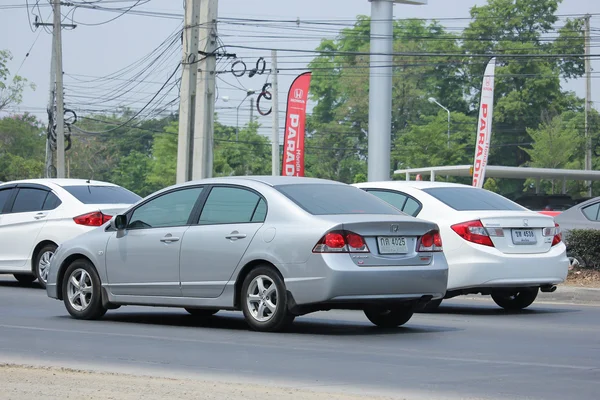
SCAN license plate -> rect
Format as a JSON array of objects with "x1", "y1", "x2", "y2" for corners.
[
  {"x1": 377, "y1": 236, "x2": 408, "y2": 254},
  {"x1": 511, "y1": 229, "x2": 537, "y2": 245}
]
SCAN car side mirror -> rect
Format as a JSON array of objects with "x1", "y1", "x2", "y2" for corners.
[{"x1": 114, "y1": 214, "x2": 127, "y2": 230}]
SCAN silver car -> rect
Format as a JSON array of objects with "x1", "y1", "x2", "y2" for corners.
[{"x1": 46, "y1": 176, "x2": 448, "y2": 332}]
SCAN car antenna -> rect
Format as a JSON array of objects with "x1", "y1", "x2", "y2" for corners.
[{"x1": 86, "y1": 178, "x2": 91, "y2": 184}]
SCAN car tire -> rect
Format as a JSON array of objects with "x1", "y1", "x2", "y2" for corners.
[
  {"x1": 241, "y1": 266, "x2": 295, "y2": 332},
  {"x1": 62, "y1": 259, "x2": 107, "y2": 320},
  {"x1": 13, "y1": 273, "x2": 36, "y2": 285},
  {"x1": 185, "y1": 308, "x2": 218, "y2": 317},
  {"x1": 364, "y1": 305, "x2": 414, "y2": 328},
  {"x1": 34, "y1": 243, "x2": 57, "y2": 289},
  {"x1": 491, "y1": 288, "x2": 539, "y2": 310}
]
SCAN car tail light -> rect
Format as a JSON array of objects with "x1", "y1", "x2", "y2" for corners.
[
  {"x1": 451, "y1": 220, "x2": 494, "y2": 247},
  {"x1": 543, "y1": 223, "x2": 562, "y2": 246},
  {"x1": 418, "y1": 230, "x2": 443, "y2": 252},
  {"x1": 73, "y1": 211, "x2": 113, "y2": 227},
  {"x1": 313, "y1": 230, "x2": 369, "y2": 253}
]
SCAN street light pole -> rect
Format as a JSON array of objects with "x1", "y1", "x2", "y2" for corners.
[
  {"x1": 428, "y1": 97, "x2": 450, "y2": 148},
  {"x1": 236, "y1": 90, "x2": 255, "y2": 141}
]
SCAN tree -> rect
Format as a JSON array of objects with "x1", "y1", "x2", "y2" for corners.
[
  {"x1": 0, "y1": 50, "x2": 34, "y2": 112},
  {"x1": 0, "y1": 114, "x2": 45, "y2": 181}
]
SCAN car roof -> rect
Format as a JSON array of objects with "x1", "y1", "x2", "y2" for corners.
[
  {"x1": 179, "y1": 175, "x2": 345, "y2": 187},
  {"x1": 0, "y1": 178, "x2": 119, "y2": 188},
  {"x1": 353, "y1": 180, "x2": 471, "y2": 190}
]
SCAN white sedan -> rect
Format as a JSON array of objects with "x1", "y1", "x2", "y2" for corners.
[
  {"x1": 0, "y1": 179, "x2": 141, "y2": 288},
  {"x1": 354, "y1": 181, "x2": 569, "y2": 310}
]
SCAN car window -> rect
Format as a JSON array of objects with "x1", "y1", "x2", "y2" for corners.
[
  {"x1": 422, "y1": 187, "x2": 525, "y2": 211},
  {"x1": 275, "y1": 184, "x2": 402, "y2": 215},
  {"x1": 62, "y1": 185, "x2": 141, "y2": 205},
  {"x1": 199, "y1": 187, "x2": 265, "y2": 225},
  {"x1": 11, "y1": 188, "x2": 49, "y2": 213},
  {"x1": 366, "y1": 190, "x2": 408, "y2": 211},
  {"x1": 252, "y1": 198, "x2": 267, "y2": 222},
  {"x1": 42, "y1": 192, "x2": 62, "y2": 211},
  {"x1": 403, "y1": 197, "x2": 421, "y2": 216},
  {"x1": 582, "y1": 202, "x2": 600, "y2": 221},
  {"x1": 128, "y1": 187, "x2": 203, "y2": 229},
  {"x1": 0, "y1": 188, "x2": 14, "y2": 214}
]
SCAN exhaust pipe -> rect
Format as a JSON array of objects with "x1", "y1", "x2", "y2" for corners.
[{"x1": 540, "y1": 285, "x2": 557, "y2": 293}]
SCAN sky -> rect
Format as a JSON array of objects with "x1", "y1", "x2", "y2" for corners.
[{"x1": 1, "y1": 0, "x2": 599, "y2": 142}]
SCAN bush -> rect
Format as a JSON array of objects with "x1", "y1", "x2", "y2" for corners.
[{"x1": 564, "y1": 229, "x2": 600, "y2": 269}]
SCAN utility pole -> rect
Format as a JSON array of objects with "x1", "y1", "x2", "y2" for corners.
[
  {"x1": 176, "y1": 0, "x2": 200, "y2": 184},
  {"x1": 271, "y1": 50, "x2": 280, "y2": 176},
  {"x1": 45, "y1": 39, "x2": 56, "y2": 178},
  {"x1": 192, "y1": 0, "x2": 218, "y2": 180},
  {"x1": 249, "y1": 97, "x2": 254, "y2": 123},
  {"x1": 584, "y1": 14, "x2": 593, "y2": 197},
  {"x1": 53, "y1": 0, "x2": 66, "y2": 178}
]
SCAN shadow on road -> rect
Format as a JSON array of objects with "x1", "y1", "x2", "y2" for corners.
[
  {"x1": 94, "y1": 311, "x2": 462, "y2": 336},
  {"x1": 420, "y1": 303, "x2": 578, "y2": 316},
  {"x1": 0, "y1": 277, "x2": 42, "y2": 290}
]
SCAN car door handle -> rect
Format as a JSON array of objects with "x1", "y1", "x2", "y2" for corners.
[
  {"x1": 160, "y1": 235, "x2": 180, "y2": 243},
  {"x1": 34, "y1": 212, "x2": 47, "y2": 220},
  {"x1": 225, "y1": 232, "x2": 247, "y2": 240}
]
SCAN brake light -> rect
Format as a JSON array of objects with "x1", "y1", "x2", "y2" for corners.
[
  {"x1": 73, "y1": 211, "x2": 113, "y2": 227},
  {"x1": 418, "y1": 230, "x2": 443, "y2": 252},
  {"x1": 544, "y1": 223, "x2": 562, "y2": 246},
  {"x1": 313, "y1": 230, "x2": 369, "y2": 253},
  {"x1": 451, "y1": 220, "x2": 494, "y2": 247}
]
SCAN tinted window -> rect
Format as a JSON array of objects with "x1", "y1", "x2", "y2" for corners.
[
  {"x1": 252, "y1": 199, "x2": 267, "y2": 222},
  {"x1": 366, "y1": 190, "x2": 407, "y2": 211},
  {"x1": 275, "y1": 184, "x2": 402, "y2": 215},
  {"x1": 42, "y1": 192, "x2": 62, "y2": 211},
  {"x1": 128, "y1": 187, "x2": 203, "y2": 229},
  {"x1": 11, "y1": 188, "x2": 48, "y2": 213},
  {"x1": 199, "y1": 187, "x2": 265, "y2": 225},
  {"x1": 403, "y1": 197, "x2": 421, "y2": 216},
  {"x1": 63, "y1": 185, "x2": 141, "y2": 205},
  {"x1": 0, "y1": 188, "x2": 13, "y2": 213},
  {"x1": 423, "y1": 187, "x2": 525, "y2": 211},
  {"x1": 582, "y1": 203, "x2": 600, "y2": 221}
]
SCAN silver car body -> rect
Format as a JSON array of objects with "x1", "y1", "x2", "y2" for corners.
[
  {"x1": 46, "y1": 176, "x2": 448, "y2": 314},
  {"x1": 554, "y1": 196, "x2": 600, "y2": 235}
]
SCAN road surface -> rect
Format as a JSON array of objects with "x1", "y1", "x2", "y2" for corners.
[{"x1": 0, "y1": 276, "x2": 599, "y2": 399}]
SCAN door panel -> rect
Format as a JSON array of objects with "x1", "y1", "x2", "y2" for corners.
[
  {"x1": 179, "y1": 186, "x2": 267, "y2": 298},
  {"x1": 105, "y1": 226, "x2": 189, "y2": 296},
  {"x1": 0, "y1": 188, "x2": 50, "y2": 269},
  {"x1": 105, "y1": 186, "x2": 204, "y2": 297}
]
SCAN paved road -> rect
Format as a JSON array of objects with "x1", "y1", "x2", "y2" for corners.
[{"x1": 1, "y1": 276, "x2": 599, "y2": 400}]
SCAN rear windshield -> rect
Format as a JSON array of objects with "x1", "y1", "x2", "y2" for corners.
[
  {"x1": 63, "y1": 185, "x2": 141, "y2": 205},
  {"x1": 275, "y1": 184, "x2": 403, "y2": 215},
  {"x1": 422, "y1": 187, "x2": 525, "y2": 211}
]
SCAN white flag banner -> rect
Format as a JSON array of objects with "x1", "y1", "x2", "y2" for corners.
[{"x1": 472, "y1": 57, "x2": 496, "y2": 188}]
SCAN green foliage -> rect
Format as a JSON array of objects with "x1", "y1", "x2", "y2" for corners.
[
  {"x1": 0, "y1": 114, "x2": 45, "y2": 181},
  {"x1": 0, "y1": 50, "x2": 35, "y2": 111},
  {"x1": 565, "y1": 229, "x2": 600, "y2": 269},
  {"x1": 483, "y1": 178, "x2": 499, "y2": 193}
]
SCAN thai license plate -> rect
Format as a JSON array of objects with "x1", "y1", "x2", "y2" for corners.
[
  {"x1": 377, "y1": 236, "x2": 408, "y2": 254},
  {"x1": 511, "y1": 229, "x2": 537, "y2": 245}
]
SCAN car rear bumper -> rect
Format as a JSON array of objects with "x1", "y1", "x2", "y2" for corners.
[
  {"x1": 283, "y1": 252, "x2": 449, "y2": 306},
  {"x1": 446, "y1": 242, "x2": 569, "y2": 291}
]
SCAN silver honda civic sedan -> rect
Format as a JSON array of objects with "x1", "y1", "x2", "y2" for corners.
[{"x1": 46, "y1": 176, "x2": 448, "y2": 332}]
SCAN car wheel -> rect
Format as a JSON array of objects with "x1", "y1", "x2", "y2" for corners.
[
  {"x1": 364, "y1": 305, "x2": 414, "y2": 328},
  {"x1": 185, "y1": 308, "x2": 218, "y2": 317},
  {"x1": 491, "y1": 288, "x2": 539, "y2": 310},
  {"x1": 13, "y1": 273, "x2": 36, "y2": 285},
  {"x1": 241, "y1": 266, "x2": 294, "y2": 332},
  {"x1": 62, "y1": 259, "x2": 107, "y2": 320},
  {"x1": 34, "y1": 243, "x2": 57, "y2": 289}
]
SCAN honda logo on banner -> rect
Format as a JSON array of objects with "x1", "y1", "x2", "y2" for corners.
[
  {"x1": 282, "y1": 72, "x2": 312, "y2": 177},
  {"x1": 472, "y1": 57, "x2": 496, "y2": 188}
]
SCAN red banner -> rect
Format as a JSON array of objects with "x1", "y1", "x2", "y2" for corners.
[{"x1": 282, "y1": 72, "x2": 311, "y2": 176}]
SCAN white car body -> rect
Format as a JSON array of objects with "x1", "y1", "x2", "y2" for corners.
[
  {"x1": 354, "y1": 181, "x2": 570, "y2": 308},
  {"x1": 0, "y1": 179, "x2": 140, "y2": 286}
]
